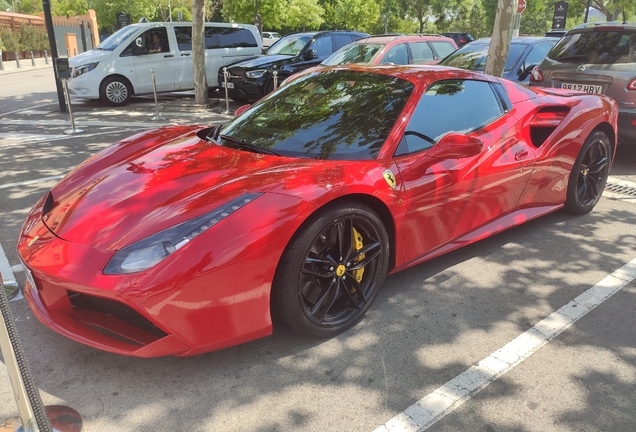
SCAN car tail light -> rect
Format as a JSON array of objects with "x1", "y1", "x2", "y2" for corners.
[
  {"x1": 529, "y1": 66, "x2": 543, "y2": 83},
  {"x1": 628, "y1": 78, "x2": 636, "y2": 91}
]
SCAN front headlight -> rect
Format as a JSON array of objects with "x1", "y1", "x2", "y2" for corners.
[
  {"x1": 103, "y1": 193, "x2": 262, "y2": 275},
  {"x1": 73, "y1": 62, "x2": 99, "y2": 78},
  {"x1": 245, "y1": 69, "x2": 268, "y2": 80}
]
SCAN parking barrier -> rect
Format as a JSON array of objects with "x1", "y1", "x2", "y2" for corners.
[
  {"x1": 222, "y1": 67, "x2": 231, "y2": 115},
  {"x1": 62, "y1": 79, "x2": 84, "y2": 134},
  {"x1": 150, "y1": 70, "x2": 165, "y2": 121},
  {"x1": 44, "y1": 50, "x2": 49, "y2": 65},
  {"x1": 273, "y1": 71, "x2": 278, "y2": 90},
  {"x1": 15, "y1": 53, "x2": 21, "y2": 68},
  {"x1": 30, "y1": 52, "x2": 35, "y2": 67},
  {"x1": 0, "y1": 279, "x2": 83, "y2": 432}
]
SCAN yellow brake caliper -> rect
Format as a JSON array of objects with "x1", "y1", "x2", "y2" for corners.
[{"x1": 351, "y1": 227, "x2": 365, "y2": 291}]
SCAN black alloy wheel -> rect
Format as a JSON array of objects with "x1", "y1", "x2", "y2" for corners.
[
  {"x1": 273, "y1": 203, "x2": 389, "y2": 337},
  {"x1": 564, "y1": 130, "x2": 611, "y2": 215}
]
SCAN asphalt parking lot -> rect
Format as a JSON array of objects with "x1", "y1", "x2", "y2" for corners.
[{"x1": 1, "y1": 63, "x2": 636, "y2": 432}]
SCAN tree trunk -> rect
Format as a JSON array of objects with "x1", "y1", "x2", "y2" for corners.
[
  {"x1": 484, "y1": 0, "x2": 517, "y2": 78},
  {"x1": 192, "y1": 0, "x2": 209, "y2": 105}
]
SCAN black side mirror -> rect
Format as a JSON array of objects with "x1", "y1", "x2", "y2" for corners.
[
  {"x1": 303, "y1": 49, "x2": 317, "y2": 60},
  {"x1": 518, "y1": 64, "x2": 536, "y2": 81}
]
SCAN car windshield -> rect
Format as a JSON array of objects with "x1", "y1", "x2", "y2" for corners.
[
  {"x1": 322, "y1": 43, "x2": 385, "y2": 66},
  {"x1": 266, "y1": 35, "x2": 313, "y2": 56},
  {"x1": 441, "y1": 42, "x2": 526, "y2": 72},
  {"x1": 547, "y1": 30, "x2": 636, "y2": 64},
  {"x1": 219, "y1": 70, "x2": 414, "y2": 160},
  {"x1": 97, "y1": 25, "x2": 141, "y2": 51}
]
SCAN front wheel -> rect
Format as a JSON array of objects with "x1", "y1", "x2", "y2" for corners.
[
  {"x1": 564, "y1": 130, "x2": 611, "y2": 215},
  {"x1": 272, "y1": 203, "x2": 389, "y2": 338},
  {"x1": 100, "y1": 76, "x2": 132, "y2": 106}
]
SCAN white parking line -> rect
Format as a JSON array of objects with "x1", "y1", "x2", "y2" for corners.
[{"x1": 374, "y1": 257, "x2": 636, "y2": 432}]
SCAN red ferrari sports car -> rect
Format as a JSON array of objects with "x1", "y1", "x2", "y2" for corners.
[{"x1": 18, "y1": 65, "x2": 618, "y2": 357}]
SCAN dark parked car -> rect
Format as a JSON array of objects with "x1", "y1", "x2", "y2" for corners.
[
  {"x1": 440, "y1": 37, "x2": 558, "y2": 83},
  {"x1": 442, "y1": 32, "x2": 474, "y2": 47},
  {"x1": 530, "y1": 22, "x2": 636, "y2": 145},
  {"x1": 218, "y1": 30, "x2": 369, "y2": 101}
]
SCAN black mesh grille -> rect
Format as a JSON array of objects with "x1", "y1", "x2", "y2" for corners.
[{"x1": 67, "y1": 291, "x2": 167, "y2": 338}]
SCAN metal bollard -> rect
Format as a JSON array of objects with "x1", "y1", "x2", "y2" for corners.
[
  {"x1": 30, "y1": 51, "x2": 35, "y2": 66},
  {"x1": 15, "y1": 53, "x2": 21, "y2": 68},
  {"x1": 273, "y1": 71, "x2": 278, "y2": 91},
  {"x1": 0, "y1": 52, "x2": 4, "y2": 71},
  {"x1": 150, "y1": 70, "x2": 165, "y2": 121},
  {"x1": 0, "y1": 279, "x2": 83, "y2": 432},
  {"x1": 44, "y1": 50, "x2": 49, "y2": 64},
  {"x1": 222, "y1": 67, "x2": 231, "y2": 115},
  {"x1": 73, "y1": 48, "x2": 77, "y2": 57},
  {"x1": 66, "y1": 49, "x2": 69, "y2": 57},
  {"x1": 62, "y1": 79, "x2": 84, "y2": 135}
]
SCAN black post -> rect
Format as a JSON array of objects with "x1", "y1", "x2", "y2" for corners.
[
  {"x1": 584, "y1": 0, "x2": 591, "y2": 23},
  {"x1": 41, "y1": 0, "x2": 67, "y2": 113},
  {"x1": 80, "y1": 22, "x2": 87, "y2": 52}
]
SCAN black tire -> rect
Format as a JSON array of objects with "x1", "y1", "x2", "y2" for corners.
[
  {"x1": 100, "y1": 76, "x2": 132, "y2": 106},
  {"x1": 229, "y1": 94, "x2": 249, "y2": 103},
  {"x1": 564, "y1": 130, "x2": 611, "y2": 215},
  {"x1": 272, "y1": 203, "x2": 389, "y2": 338}
]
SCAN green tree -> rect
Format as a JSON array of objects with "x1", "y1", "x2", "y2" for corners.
[
  {"x1": 334, "y1": 0, "x2": 380, "y2": 32},
  {"x1": 51, "y1": 0, "x2": 88, "y2": 17},
  {"x1": 91, "y1": 0, "x2": 157, "y2": 32},
  {"x1": 0, "y1": 26, "x2": 20, "y2": 52},
  {"x1": 286, "y1": 0, "x2": 324, "y2": 31},
  {"x1": 222, "y1": 0, "x2": 287, "y2": 29}
]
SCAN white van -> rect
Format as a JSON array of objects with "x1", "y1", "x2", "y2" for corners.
[{"x1": 68, "y1": 22, "x2": 262, "y2": 106}]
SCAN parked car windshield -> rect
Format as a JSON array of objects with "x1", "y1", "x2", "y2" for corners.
[
  {"x1": 97, "y1": 25, "x2": 141, "y2": 51},
  {"x1": 441, "y1": 42, "x2": 526, "y2": 72},
  {"x1": 219, "y1": 70, "x2": 414, "y2": 160},
  {"x1": 547, "y1": 31, "x2": 636, "y2": 64},
  {"x1": 266, "y1": 35, "x2": 313, "y2": 56},
  {"x1": 322, "y1": 43, "x2": 385, "y2": 66}
]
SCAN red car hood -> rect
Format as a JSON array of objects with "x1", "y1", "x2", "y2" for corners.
[{"x1": 42, "y1": 126, "x2": 319, "y2": 250}]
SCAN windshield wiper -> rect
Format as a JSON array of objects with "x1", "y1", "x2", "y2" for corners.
[{"x1": 220, "y1": 134, "x2": 280, "y2": 156}]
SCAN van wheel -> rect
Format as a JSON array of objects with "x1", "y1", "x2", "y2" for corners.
[{"x1": 100, "y1": 77, "x2": 132, "y2": 106}]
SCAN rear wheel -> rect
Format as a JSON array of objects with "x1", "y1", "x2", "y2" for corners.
[
  {"x1": 564, "y1": 130, "x2": 611, "y2": 214},
  {"x1": 100, "y1": 76, "x2": 132, "y2": 106},
  {"x1": 272, "y1": 203, "x2": 389, "y2": 338}
]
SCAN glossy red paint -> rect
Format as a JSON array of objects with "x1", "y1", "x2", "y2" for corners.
[{"x1": 18, "y1": 65, "x2": 618, "y2": 357}]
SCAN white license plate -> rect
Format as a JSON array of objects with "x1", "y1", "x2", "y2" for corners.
[
  {"x1": 220, "y1": 82, "x2": 234, "y2": 89},
  {"x1": 22, "y1": 263, "x2": 37, "y2": 289},
  {"x1": 559, "y1": 82, "x2": 603, "y2": 93}
]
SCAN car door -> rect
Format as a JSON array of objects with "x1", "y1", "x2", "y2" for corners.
[
  {"x1": 131, "y1": 27, "x2": 181, "y2": 93},
  {"x1": 393, "y1": 79, "x2": 536, "y2": 266}
]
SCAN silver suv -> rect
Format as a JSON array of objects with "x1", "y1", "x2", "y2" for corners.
[{"x1": 529, "y1": 22, "x2": 636, "y2": 145}]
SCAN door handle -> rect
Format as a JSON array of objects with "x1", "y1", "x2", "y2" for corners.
[
  {"x1": 164, "y1": 54, "x2": 174, "y2": 58},
  {"x1": 515, "y1": 150, "x2": 528, "y2": 161},
  {"x1": 181, "y1": 53, "x2": 191, "y2": 57}
]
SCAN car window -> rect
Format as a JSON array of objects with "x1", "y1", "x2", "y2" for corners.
[
  {"x1": 523, "y1": 42, "x2": 553, "y2": 69},
  {"x1": 322, "y1": 43, "x2": 384, "y2": 66},
  {"x1": 333, "y1": 34, "x2": 354, "y2": 50},
  {"x1": 409, "y1": 42, "x2": 434, "y2": 64},
  {"x1": 430, "y1": 41, "x2": 456, "y2": 59},
  {"x1": 548, "y1": 31, "x2": 636, "y2": 64},
  {"x1": 396, "y1": 79, "x2": 503, "y2": 156},
  {"x1": 220, "y1": 70, "x2": 414, "y2": 160},
  {"x1": 99, "y1": 25, "x2": 140, "y2": 51},
  {"x1": 441, "y1": 43, "x2": 526, "y2": 72},
  {"x1": 174, "y1": 26, "x2": 192, "y2": 51},
  {"x1": 308, "y1": 36, "x2": 333, "y2": 57},
  {"x1": 217, "y1": 28, "x2": 258, "y2": 48},
  {"x1": 122, "y1": 27, "x2": 170, "y2": 57},
  {"x1": 267, "y1": 35, "x2": 312, "y2": 55},
  {"x1": 383, "y1": 44, "x2": 409, "y2": 65}
]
